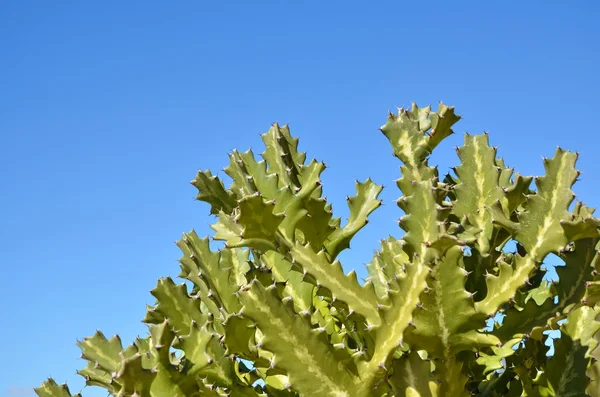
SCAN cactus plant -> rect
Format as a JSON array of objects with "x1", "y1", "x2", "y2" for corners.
[{"x1": 36, "y1": 103, "x2": 600, "y2": 396}]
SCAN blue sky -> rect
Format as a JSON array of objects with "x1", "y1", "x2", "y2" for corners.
[{"x1": 1, "y1": 1, "x2": 599, "y2": 396}]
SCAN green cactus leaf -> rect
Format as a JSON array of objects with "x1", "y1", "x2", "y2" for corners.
[
  {"x1": 212, "y1": 192, "x2": 291, "y2": 252},
  {"x1": 174, "y1": 321, "x2": 217, "y2": 375},
  {"x1": 324, "y1": 178, "x2": 383, "y2": 260},
  {"x1": 261, "y1": 250, "x2": 314, "y2": 314},
  {"x1": 181, "y1": 325, "x2": 236, "y2": 388},
  {"x1": 261, "y1": 123, "x2": 306, "y2": 189},
  {"x1": 76, "y1": 361, "x2": 116, "y2": 391},
  {"x1": 380, "y1": 103, "x2": 459, "y2": 168},
  {"x1": 191, "y1": 170, "x2": 238, "y2": 215},
  {"x1": 366, "y1": 237, "x2": 408, "y2": 300},
  {"x1": 237, "y1": 194, "x2": 285, "y2": 240},
  {"x1": 76, "y1": 331, "x2": 124, "y2": 374},
  {"x1": 111, "y1": 353, "x2": 157, "y2": 396},
  {"x1": 222, "y1": 315, "x2": 257, "y2": 357},
  {"x1": 231, "y1": 149, "x2": 280, "y2": 200},
  {"x1": 587, "y1": 360, "x2": 600, "y2": 396},
  {"x1": 294, "y1": 196, "x2": 335, "y2": 249},
  {"x1": 398, "y1": 180, "x2": 440, "y2": 255},
  {"x1": 405, "y1": 246, "x2": 491, "y2": 357},
  {"x1": 515, "y1": 148, "x2": 580, "y2": 258},
  {"x1": 362, "y1": 251, "x2": 432, "y2": 388},
  {"x1": 556, "y1": 238, "x2": 598, "y2": 307},
  {"x1": 452, "y1": 134, "x2": 504, "y2": 255},
  {"x1": 501, "y1": 173, "x2": 533, "y2": 214},
  {"x1": 34, "y1": 380, "x2": 81, "y2": 397},
  {"x1": 389, "y1": 351, "x2": 437, "y2": 397},
  {"x1": 145, "y1": 277, "x2": 206, "y2": 334},
  {"x1": 238, "y1": 280, "x2": 357, "y2": 396},
  {"x1": 224, "y1": 149, "x2": 258, "y2": 197},
  {"x1": 275, "y1": 159, "x2": 326, "y2": 242},
  {"x1": 287, "y1": 241, "x2": 379, "y2": 325},
  {"x1": 477, "y1": 149, "x2": 589, "y2": 315},
  {"x1": 178, "y1": 231, "x2": 243, "y2": 313}
]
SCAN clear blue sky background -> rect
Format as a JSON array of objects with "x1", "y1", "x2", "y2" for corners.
[{"x1": 1, "y1": 2, "x2": 599, "y2": 396}]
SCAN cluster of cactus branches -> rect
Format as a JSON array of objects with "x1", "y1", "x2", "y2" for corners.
[{"x1": 37, "y1": 103, "x2": 600, "y2": 396}]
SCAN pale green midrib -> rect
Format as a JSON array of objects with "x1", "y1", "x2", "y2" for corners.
[
  {"x1": 361, "y1": 247, "x2": 430, "y2": 385},
  {"x1": 395, "y1": 128, "x2": 427, "y2": 182},
  {"x1": 433, "y1": 274, "x2": 451, "y2": 356},
  {"x1": 432, "y1": 270, "x2": 460, "y2": 395},
  {"x1": 84, "y1": 341, "x2": 120, "y2": 372},
  {"x1": 473, "y1": 141, "x2": 491, "y2": 252},
  {"x1": 476, "y1": 156, "x2": 567, "y2": 315}
]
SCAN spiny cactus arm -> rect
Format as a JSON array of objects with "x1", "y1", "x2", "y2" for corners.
[
  {"x1": 76, "y1": 330, "x2": 124, "y2": 375},
  {"x1": 405, "y1": 246, "x2": 495, "y2": 355},
  {"x1": 221, "y1": 140, "x2": 329, "y2": 248},
  {"x1": 225, "y1": 149, "x2": 278, "y2": 199},
  {"x1": 366, "y1": 237, "x2": 408, "y2": 300},
  {"x1": 260, "y1": 250, "x2": 314, "y2": 314},
  {"x1": 75, "y1": 361, "x2": 115, "y2": 391},
  {"x1": 108, "y1": 322, "x2": 190, "y2": 397},
  {"x1": 211, "y1": 189, "x2": 381, "y2": 324},
  {"x1": 452, "y1": 133, "x2": 504, "y2": 255},
  {"x1": 494, "y1": 157, "x2": 533, "y2": 214},
  {"x1": 323, "y1": 179, "x2": 383, "y2": 260},
  {"x1": 213, "y1": 195, "x2": 285, "y2": 252},
  {"x1": 360, "y1": 105, "x2": 461, "y2": 390},
  {"x1": 381, "y1": 102, "x2": 460, "y2": 172},
  {"x1": 176, "y1": 322, "x2": 249, "y2": 390},
  {"x1": 237, "y1": 280, "x2": 358, "y2": 397},
  {"x1": 68, "y1": 322, "x2": 196, "y2": 396},
  {"x1": 34, "y1": 380, "x2": 82, "y2": 397},
  {"x1": 178, "y1": 231, "x2": 246, "y2": 314},
  {"x1": 261, "y1": 123, "x2": 306, "y2": 189},
  {"x1": 388, "y1": 351, "x2": 437, "y2": 396},
  {"x1": 587, "y1": 367, "x2": 600, "y2": 397},
  {"x1": 75, "y1": 333, "x2": 142, "y2": 395},
  {"x1": 402, "y1": 246, "x2": 500, "y2": 396},
  {"x1": 358, "y1": 179, "x2": 444, "y2": 390},
  {"x1": 191, "y1": 170, "x2": 238, "y2": 215},
  {"x1": 142, "y1": 277, "x2": 207, "y2": 333},
  {"x1": 476, "y1": 149, "x2": 594, "y2": 316},
  {"x1": 294, "y1": 196, "x2": 335, "y2": 249},
  {"x1": 274, "y1": 159, "x2": 326, "y2": 242}
]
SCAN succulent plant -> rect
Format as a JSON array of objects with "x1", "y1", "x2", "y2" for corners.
[{"x1": 36, "y1": 103, "x2": 600, "y2": 396}]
